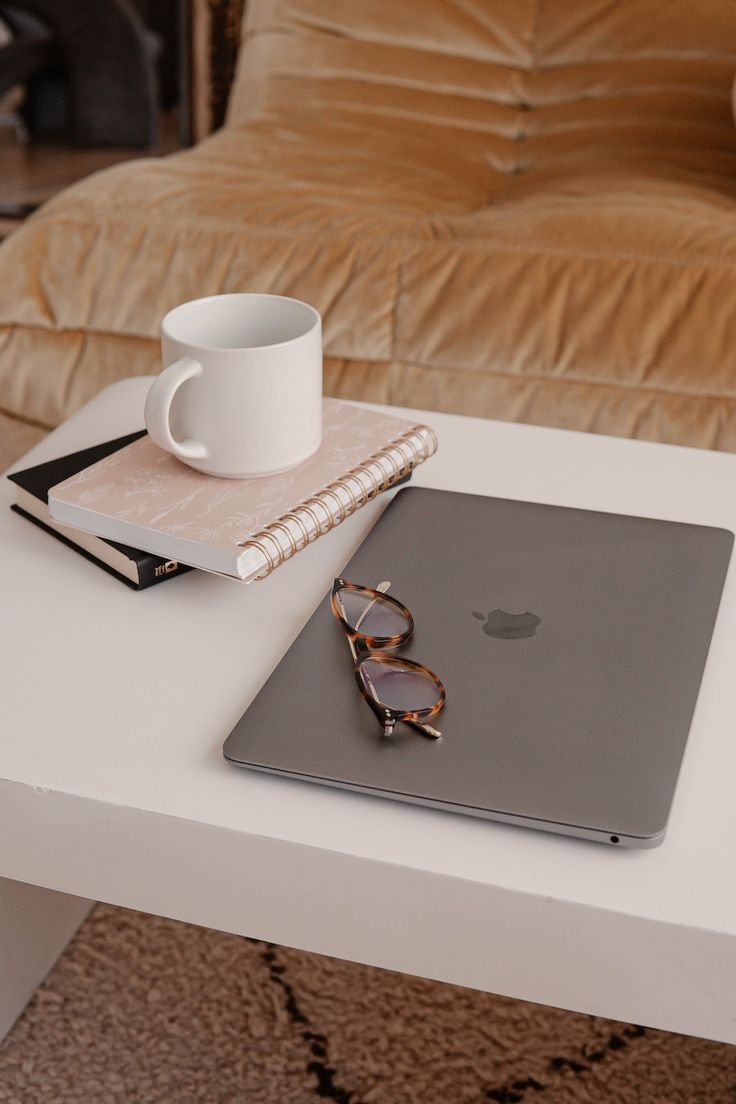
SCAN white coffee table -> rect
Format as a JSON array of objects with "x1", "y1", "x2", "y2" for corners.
[{"x1": 2, "y1": 378, "x2": 736, "y2": 1045}]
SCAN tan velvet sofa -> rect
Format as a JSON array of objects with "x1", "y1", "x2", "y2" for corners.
[{"x1": 2, "y1": 0, "x2": 736, "y2": 470}]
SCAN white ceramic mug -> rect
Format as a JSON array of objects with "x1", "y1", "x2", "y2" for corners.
[{"x1": 144, "y1": 293, "x2": 323, "y2": 478}]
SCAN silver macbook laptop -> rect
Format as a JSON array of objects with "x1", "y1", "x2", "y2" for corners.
[{"x1": 224, "y1": 488, "x2": 732, "y2": 847}]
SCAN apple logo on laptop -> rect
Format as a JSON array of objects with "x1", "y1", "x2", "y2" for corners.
[{"x1": 472, "y1": 609, "x2": 541, "y2": 640}]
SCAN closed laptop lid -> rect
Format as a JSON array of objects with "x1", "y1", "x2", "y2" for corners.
[{"x1": 224, "y1": 487, "x2": 733, "y2": 846}]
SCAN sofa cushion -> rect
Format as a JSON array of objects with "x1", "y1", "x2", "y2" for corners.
[
  {"x1": 2, "y1": 0, "x2": 736, "y2": 448},
  {"x1": 0, "y1": 410, "x2": 46, "y2": 472}
]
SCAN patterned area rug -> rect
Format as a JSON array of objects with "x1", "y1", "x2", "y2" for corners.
[{"x1": 0, "y1": 904, "x2": 734, "y2": 1103}]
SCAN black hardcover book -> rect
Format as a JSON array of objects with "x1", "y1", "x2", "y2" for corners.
[{"x1": 7, "y1": 431, "x2": 192, "y2": 590}]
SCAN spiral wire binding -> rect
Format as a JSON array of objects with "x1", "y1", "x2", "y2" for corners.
[{"x1": 240, "y1": 425, "x2": 437, "y2": 580}]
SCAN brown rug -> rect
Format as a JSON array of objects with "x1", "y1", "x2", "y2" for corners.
[{"x1": 0, "y1": 904, "x2": 734, "y2": 1103}]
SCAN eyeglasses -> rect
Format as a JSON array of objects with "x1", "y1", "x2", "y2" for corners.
[{"x1": 331, "y1": 578, "x2": 446, "y2": 739}]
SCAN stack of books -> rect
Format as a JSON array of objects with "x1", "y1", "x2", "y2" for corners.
[{"x1": 8, "y1": 399, "x2": 437, "y2": 590}]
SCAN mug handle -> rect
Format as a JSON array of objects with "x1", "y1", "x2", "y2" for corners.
[{"x1": 144, "y1": 357, "x2": 209, "y2": 462}]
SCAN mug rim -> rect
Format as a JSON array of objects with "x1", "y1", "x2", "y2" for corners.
[{"x1": 161, "y1": 292, "x2": 321, "y2": 352}]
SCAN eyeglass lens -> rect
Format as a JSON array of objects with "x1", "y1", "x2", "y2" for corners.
[
  {"x1": 338, "y1": 589, "x2": 409, "y2": 638},
  {"x1": 360, "y1": 655, "x2": 442, "y2": 712}
]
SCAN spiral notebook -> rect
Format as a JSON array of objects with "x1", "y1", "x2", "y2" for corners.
[{"x1": 47, "y1": 399, "x2": 437, "y2": 581}]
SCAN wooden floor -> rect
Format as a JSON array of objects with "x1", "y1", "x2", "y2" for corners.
[{"x1": 0, "y1": 110, "x2": 181, "y2": 234}]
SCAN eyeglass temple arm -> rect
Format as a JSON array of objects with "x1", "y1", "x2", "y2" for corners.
[
  {"x1": 408, "y1": 719, "x2": 441, "y2": 739},
  {"x1": 352, "y1": 579, "x2": 392, "y2": 633}
]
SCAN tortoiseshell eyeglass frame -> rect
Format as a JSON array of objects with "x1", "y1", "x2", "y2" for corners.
[{"x1": 331, "y1": 578, "x2": 446, "y2": 740}]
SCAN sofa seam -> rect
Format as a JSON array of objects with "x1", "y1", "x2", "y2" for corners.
[
  {"x1": 389, "y1": 255, "x2": 405, "y2": 362},
  {"x1": 242, "y1": 25, "x2": 736, "y2": 72},
  {"x1": 19, "y1": 209, "x2": 736, "y2": 274},
  {"x1": 2, "y1": 322, "x2": 736, "y2": 408},
  {"x1": 388, "y1": 355, "x2": 736, "y2": 405}
]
